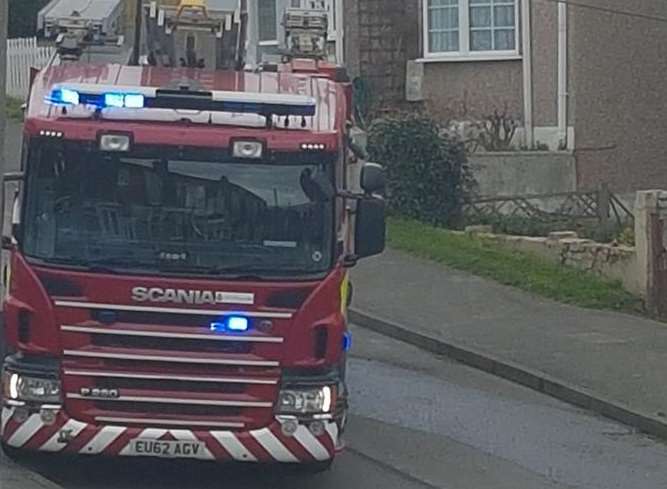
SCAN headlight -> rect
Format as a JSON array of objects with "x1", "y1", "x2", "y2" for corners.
[
  {"x1": 277, "y1": 386, "x2": 333, "y2": 414},
  {"x1": 232, "y1": 140, "x2": 264, "y2": 159},
  {"x1": 1, "y1": 370, "x2": 61, "y2": 403}
]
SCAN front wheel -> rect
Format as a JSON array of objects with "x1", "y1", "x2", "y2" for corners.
[{"x1": 1, "y1": 441, "x2": 25, "y2": 461}]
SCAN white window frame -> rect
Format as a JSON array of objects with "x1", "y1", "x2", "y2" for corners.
[
  {"x1": 258, "y1": 0, "x2": 279, "y2": 47},
  {"x1": 420, "y1": 0, "x2": 521, "y2": 62},
  {"x1": 288, "y1": 0, "x2": 338, "y2": 40},
  {"x1": 325, "y1": 0, "x2": 338, "y2": 41}
]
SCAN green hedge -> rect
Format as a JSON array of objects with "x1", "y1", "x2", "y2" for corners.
[{"x1": 367, "y1": 113, "x2": 473, "y2": 227}]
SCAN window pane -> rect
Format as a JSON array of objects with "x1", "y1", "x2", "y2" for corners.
[
  {"x1": 258, "y1": 0, "x2": 277, "y2": 42},
  {"x1": 428, "y1": 0, "x2": 459, "y2": 53},
  {"x1": 470, "y1": 30, "x2": 492, "y2": 51},
  {"x1": 429, "y1": 31, "x2": 459, "y2": 52},
  {"x1": 430, "y1": 7, "x2": 459, "y2": 29},
  {"x1": 494, "y1": 29, "x2": 515, "y2": 50},
  {"x1": 494, "y1": 5, "x2": 514, "y2": 27},
  {"x1": 470, "y1": 6, "x2": 491, "y2": 27},
  {"x1": 469, "y1": 0, "x2": 516, "y2": 51}
]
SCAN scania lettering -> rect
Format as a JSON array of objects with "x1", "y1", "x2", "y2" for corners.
[
  {"x1": 0, "y1": 0, "x2": 385, "y2": 472},
  {"x1": 130, "y1": 287, "x2": 255, "y2": 306}
]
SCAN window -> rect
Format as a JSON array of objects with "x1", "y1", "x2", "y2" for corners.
[
  {"x1": 288, "y1": 0, "x2": 337, "y2": 40},
  {"x1": 258, "y1": 0, "x2": 278, "y2": 44},
  {"x1": 424, "y1": 0, "x2": 519, "y2": 59}
]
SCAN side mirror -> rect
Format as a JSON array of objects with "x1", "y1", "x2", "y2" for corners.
[
  {"x1": 354, "y1": 197, "x2": 386, "y2": 259},
  {"x1": 4, "y1": 172, "x2": 24, "y2": 182},
  {"x1": 360, "y1": 163, "x2": 386, "y2": 195}
]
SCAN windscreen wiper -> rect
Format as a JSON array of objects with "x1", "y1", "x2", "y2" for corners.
[{"x1": 27, "y1": 256, "x2": 120, "y2": 274}]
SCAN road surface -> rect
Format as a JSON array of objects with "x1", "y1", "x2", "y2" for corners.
[{"x1": 3, "y1": 325, "x2": 667, "y2": 489}]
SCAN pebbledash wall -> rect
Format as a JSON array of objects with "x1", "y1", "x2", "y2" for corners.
[{"x1": 465, "y1": 190, "x2": 667, "y2": 300}]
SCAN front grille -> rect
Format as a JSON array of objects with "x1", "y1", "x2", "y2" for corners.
[
  {"x1": 58, "y1": 306, "x2": 287, "y2": 430},
  {"x1": 100, "y1": 310, "x2": 215, "y2": 327},
  {"x1": 94, "y1": 377, "x2": 247, "y2": 394},
  {"x1": 91, "y1": 334, "x2": 253, "y2": 354},
  {"x1": 93, "y1": 401, "x2": 242, "y2": 417}
]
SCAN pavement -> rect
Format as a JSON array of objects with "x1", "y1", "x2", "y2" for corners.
[{"x1": 351, "y1": 248, "x2": 667, "y2": 441}]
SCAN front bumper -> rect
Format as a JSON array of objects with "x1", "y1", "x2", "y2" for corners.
[{"x1": 1, "y1": 404, "x2": 341, "y2": 463}]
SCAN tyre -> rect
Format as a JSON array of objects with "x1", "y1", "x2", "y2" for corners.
[{"x1": 1, "y1": 440, "x2": 25, "y2": 461}]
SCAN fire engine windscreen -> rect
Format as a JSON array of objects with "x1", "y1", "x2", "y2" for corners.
[{"x1": 22, "y1": 143, "x2": 335, "y2": 276}]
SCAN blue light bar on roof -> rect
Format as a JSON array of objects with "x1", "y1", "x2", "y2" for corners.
[
  {"x1": 47, "y1": 88, "x2": 80, "y2": 105},
  {"x1": 45, "y1": 83, "x2": 316, "y2": 118}
]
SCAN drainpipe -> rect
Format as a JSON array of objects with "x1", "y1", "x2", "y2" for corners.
[
  {"x1": 335, "y1": 0, "x2": 345, "y2": 63},
  {"x1": 521, "y1": 0, "x2": 534, "y2": 149},
  {"x1": 557, "y1": 0, "x2": 568, "y2": 149}
]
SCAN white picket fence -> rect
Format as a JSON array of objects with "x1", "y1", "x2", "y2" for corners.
[{"x1": 5, "y1": 37, "x2": 55, "y2": 99}]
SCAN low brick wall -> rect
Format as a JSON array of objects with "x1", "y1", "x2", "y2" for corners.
[{"x1": 466, "y1": 227, "x2": 641, "y2": 296}]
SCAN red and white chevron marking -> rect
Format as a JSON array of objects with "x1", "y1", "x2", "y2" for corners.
[{"x1": 1, "y1": 407, "x2": 339, "y2": 463}]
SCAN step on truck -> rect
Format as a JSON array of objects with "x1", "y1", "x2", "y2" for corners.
[{"x1": 0, "y1": 0, "x2": 386, "y2": 470}]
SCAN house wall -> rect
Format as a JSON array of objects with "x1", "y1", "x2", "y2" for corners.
[
  {"x1": 571, "y1": 0, "x2": 667, "y2": 192},
  {"x1": 343, "y1": 0, "x2": 420, "y2": 107},
  {"x1": 421, "y1": 60, "x2": 522, "y2": 121},
  {"x1": 344, "y1": 0, "x2": 562, "y2": 135}
]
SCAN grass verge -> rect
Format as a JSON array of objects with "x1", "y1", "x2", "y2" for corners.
[
  {"x1": 388, "y1": 217, "x2": 644, "y2": 313},
  {"x1": 6, "y1": 97, "x2": 24, "y2": 122}
]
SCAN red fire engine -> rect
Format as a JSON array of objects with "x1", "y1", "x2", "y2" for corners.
[{"x1": 0, "y1": 1, "x2": 385, "y2": 471}]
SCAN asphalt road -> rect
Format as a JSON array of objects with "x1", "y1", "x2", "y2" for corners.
[{"x1": 3, "y1": 325, "x2": 667, "y2": 489}]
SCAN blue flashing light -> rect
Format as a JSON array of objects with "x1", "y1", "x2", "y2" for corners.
[
  {"x1": 227, "y1": 316, "x2": 250, "y2": 332},
  {"x1": 343, "y1": 332, "x2": 352, "y2": 352},
  {"x1": 104, "y1": 93, "x2": 125, "y2": 108},
  {"x1": 104, "y1": 93, "x2": 145, "y2": 109},
  {"x1": 47, "y1": 88, "x2": 80, "y2": 105},
  {"x1": 209, "y1": 321, "x2": 225, "y2": 333},
  {"x1": 124, "y1": 94, "x2": 145, "y2": 109},
  {"x1": 210, "y1": 315, "x2": 250, "y2": 333}
]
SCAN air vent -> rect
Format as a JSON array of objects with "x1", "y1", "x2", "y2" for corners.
[
  {"x1": 313, "y1": 326, "x2": 328, "y2": 359},
  {"x1": 18, "y1": 309, "x2": 31, "y2": 343}
]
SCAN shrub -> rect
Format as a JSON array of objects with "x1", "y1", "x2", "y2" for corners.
[{"x1": 367, "y1": 113, "x2": 474, "y2": 227}]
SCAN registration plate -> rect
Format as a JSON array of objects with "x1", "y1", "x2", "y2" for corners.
[{"x1": 128, "y1": 439, "x2": 205, "y2": 459}]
